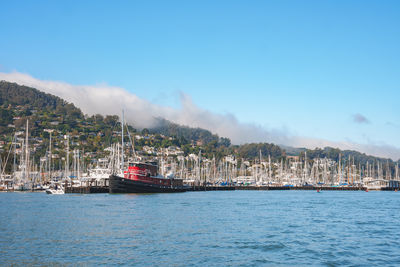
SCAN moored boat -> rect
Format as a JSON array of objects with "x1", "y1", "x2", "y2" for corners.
[
  {"x1": 109, "y1": 161, "x2": 187, "y2": 193},
  {"x1": 45, "y1": 188, "x2": 65, "y2": 194},
  {"x1": 45, "y1": 182, "x2": 64, "y2": 194}
]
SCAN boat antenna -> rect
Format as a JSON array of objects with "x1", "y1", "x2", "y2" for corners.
[{"x1": 125, "y1": 124, "x2": 136, "y2": 160}]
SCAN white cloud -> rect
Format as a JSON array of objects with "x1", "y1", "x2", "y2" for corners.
[{"x1": 1, "y1": 71, "x2": 400, "y2": 160}]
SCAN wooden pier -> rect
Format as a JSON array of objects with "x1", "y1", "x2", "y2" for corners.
[
  {"x1": 187, "y1": 185, "x2": 367, "y2": 191},
  {"x1": 63, "y1": 181, "x2": 372, "y2": 194},
  {"x1": 188, "y1": 185, "x2": 235, "y2": 191},
  {"x1": 65, "y1": 186, "x2": 109, "y2": 194},
  {"x1": 64, "y1": 179, "x2": 109, "y2": 194},
  {"x1": 235, "y1": 186, "x2": 366, "y2": 191}
]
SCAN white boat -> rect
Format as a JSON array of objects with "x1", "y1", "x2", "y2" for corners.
[
  {"x1": 363, "y1": 177, "x2": 387, "y2": 190},
  {"x1": 45, "y1": 183, "x2": 64, "y2": 194},
  {"x1": 46, "y1": 187, "x2": 64, "y2": 194}
]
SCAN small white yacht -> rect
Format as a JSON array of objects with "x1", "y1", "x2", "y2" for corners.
[{"x1": 45, "y1": 183, "x2": 64, "y2": 194}]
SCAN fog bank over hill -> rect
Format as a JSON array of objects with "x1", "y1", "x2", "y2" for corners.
[{"x1": 1, "y1": 71, "x2": 399, "y2": 160}]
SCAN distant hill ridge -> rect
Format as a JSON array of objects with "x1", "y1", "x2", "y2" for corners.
[
  {"x1": 0, "y1": 80, "x2": 228, "y2": 147},
  {"x1": 0, "y1": 80, "x2": 397, "y2": 167},
  {"x1": 0, "y1": 80, "x2": 83, "y2": 118}
]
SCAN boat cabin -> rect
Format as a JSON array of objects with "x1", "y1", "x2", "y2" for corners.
[{"x1": 127, "y1": 162, "x2": 158, "y2": 177}]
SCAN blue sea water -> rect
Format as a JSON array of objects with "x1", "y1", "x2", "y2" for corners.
[{"x1": 1, "y1": 191, "x2": 400, "y2": 266}]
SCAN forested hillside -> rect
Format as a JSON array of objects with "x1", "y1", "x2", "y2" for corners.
[
  {"x1": 301, "y1": 147, "x2": 398, "y2": 170},
  {"x1": 0, "y1": 80, "x2": 397, "y2": 171},
  {"x1": 0, "y1": 81, "x2": 285, "y2": 167}
]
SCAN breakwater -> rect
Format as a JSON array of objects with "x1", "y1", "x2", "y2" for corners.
[{"x1": 64, "y1": 184, "x2": 373, "y2": 193}]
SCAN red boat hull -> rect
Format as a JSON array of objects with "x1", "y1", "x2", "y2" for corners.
[{"x1": 109, "y1": 175, "x2": 186, "y2": 193}]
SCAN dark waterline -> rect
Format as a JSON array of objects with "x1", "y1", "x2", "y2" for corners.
[{"x1": 1, "y1": 191, "x2": 399, "y2": 266}]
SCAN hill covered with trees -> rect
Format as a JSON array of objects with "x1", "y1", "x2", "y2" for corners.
[
  {"x1": 0, "y1": 81, "x2": 285, "y2": 169},
  {"x1": 0, "y1": 80, "x2": 397, "y2": 174}
]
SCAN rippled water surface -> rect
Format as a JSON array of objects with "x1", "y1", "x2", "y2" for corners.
[{"x1": 1, "y1": 191, "x2": 400, "y2": 266}]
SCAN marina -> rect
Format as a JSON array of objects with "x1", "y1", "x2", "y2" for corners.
[
  {"x1": 2, "y1": 2, "x2": 400, "y2": 266},
  {"x1": 1, "y1": 91, "x2": 398, "y2": 194},
  {"x1": 1, "y1": 118, "x2": 399, "y2": 193}
]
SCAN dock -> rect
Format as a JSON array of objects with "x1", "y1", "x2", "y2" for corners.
[
  {"x1": 64, "y1": 179, "x2": 109, "y2": 194},
  {"x1": 187, "y1": 185, "x2": 235, "y2": 191},
  {"x1": 63, "y1": 182, "x2": 397, "y2": 194},
  {"x1": 235, "y1": 186, "x2": 365, "y2": 191},
  {"x1": 65, "y1": 186, "x2": 109, "y2": 194}
]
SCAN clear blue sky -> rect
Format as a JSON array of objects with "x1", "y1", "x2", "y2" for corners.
[{"x1": 1, "y1": 0, "x2": 399, "y2": 148}]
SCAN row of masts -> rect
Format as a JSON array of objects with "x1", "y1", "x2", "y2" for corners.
[
  {"x1": 0, "y1": 120, "x2": 88, "y2": 189},
  {"x1": 1, "y1": 117, "x2": 399, "y2": 188},
  {"x1": 148, "y1": 149, "x2": 400, "y2": 186}
]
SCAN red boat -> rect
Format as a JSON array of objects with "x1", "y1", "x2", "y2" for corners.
[{"x1": 109, "y1": 162, "x2": 187, "y2": 193}]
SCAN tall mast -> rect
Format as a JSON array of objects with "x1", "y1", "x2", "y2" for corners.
[
  {"x1": 352, "y1": 156, "x2": 355, "y2": 185},
  {"x1": 304, "y1": 151, "x2": 307, "y2": 183},
  {"x1": 198, "y1": 150, "x2": 202, "y2": 183},
  {"x1": 73, "y1": 150, "x2": 76, "y2": 178},
  {"x1": 181, "y1": 157, "x2": 184, "y2": 180},
  {"x1": 77, "y1": 149, "x2": 80, "y2": 180},
  {"x1": 121, "y1": 110, "x2": 124, "y2": 171},
  {"x1": 338, "y1": 153, "x2": 341, "y2": 184},
  {"x1": 49, "y1": 130, "x2": 52, "y2": 181},
  {"x1": 25, "y1": 120, "x2": 29, "y2": 182},
  {"x1": 66, "y1": 135, "x2": 70, "y2": 179},
  {"x1": 386, "y1": 160, "x2": 390, "y2": 180},
  {"x1": 347, "y1": 155, "x2": 350, "y2": 184},
  {"x1": 377, "y1": 161, "x2": 380, "y2": 180},
  {"x1": 259, "y1": 150, "x2": 262, "y2": 183},
  {"x1": 372, "y1": 161, "x2": 375, "y2": 178},
  {"x1": 268, "y1": 154, "x2": 271, "y2": 182},
  {"x1": 213, "y1": 156, "x2": 216, "y2": 182},
  {"x1": 12, "y1": 133, "x2": 17, "y2": 179},
  {"x1": 0, "y1": 154, "x2": 2, "y2": 180}
]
